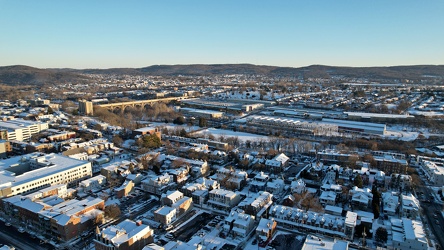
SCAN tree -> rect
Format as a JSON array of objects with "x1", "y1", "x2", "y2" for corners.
[
  {"x1": 47, "y1": 106, "x2": 54, "y2": 114},
  {"x1": 112, "y1": 135, "x2": 124, "y2": 147},
  {"x1": 375, "y1": 227, "x2": 388, "y2": 243},
  {"x1": 104, "y1": 204, "x2": 121, "y2": 219},
  {"x1": 179, "y1": 128, "x2": 187, "y2": 137},
  {"x1": 371, "y1": 186, "x2": 381, "y2": 219},
  {"x1": 173, "y1": 116, "x2": 185, "y2": 125},
  {"x1": 198, "y1": 117, "x2": 208, "y2": 127},
  {"x1": 141, "y1": 134, "x2": 161, "y2": 149},
  {"x1": 354, "y1": 175, "x2": 363, "y2": 188}
]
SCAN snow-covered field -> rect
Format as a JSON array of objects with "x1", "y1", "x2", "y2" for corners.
[
  {"x1": 149, "y1": 122, "x2": 201, "y2": 132},
  {"x1": 196, "y1": 128, "x2": 268, "y2": 142}
]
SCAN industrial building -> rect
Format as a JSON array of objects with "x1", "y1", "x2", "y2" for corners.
[{"x1": 322, "y1": 118, "x2": 386, "y2": 135}]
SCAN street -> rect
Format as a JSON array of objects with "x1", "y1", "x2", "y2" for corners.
[
  {"x1": 417, "y1": 184, "x2": 444, "y2": 249},
  {"x1": 0, "y1": 220, "x2": 53, "y2": 250}
]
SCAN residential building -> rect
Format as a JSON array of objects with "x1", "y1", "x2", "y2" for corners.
[
  {"x1": 400, "y1": 194, "x2": 420, "y2": 219},
  {"x1": 95, "y1": 219, "x2": 154, "y2": 250},
  {"x1": 256, "y1": 218, "x2": 277, "y2": 242},
  {"x1": 291, "y1": 179, "x2": 306, "y2": 194},
  {"x1": 239, "y1": 191, "x2": 273, "y2": 218},
  {"x1": 153, "y1": 206, "x2": 176, "y2": 225},
  {"x1": 208, "y1": 189, "x2": 241, "y2": 212},
  {"x1": 269, "y1": 205, "x2": 356, "y2": 240},
  {"x1": 79, "y1": 175, "x2": 107, "y2": 193},
  {"x1": 391, "y1": 218, "x2": 427, "y2": 250},
  {"x1": 115, "y1": 180, "x2": 135, "y2": 199},
  {"x1": 319, "y1": 191, "x2": 337, "y2": 206},
  {"x1": 382, "y1": 192, "x2": 399, "y2": 216},
  {"x1": 265, "y1": 153, "x2": 289, "y2": 173},
  {"x1": 141, "y1": 174, "x2": 175, "y2": 195},
  {"x1": 223, "y1": 210, "x2": 255, "y2": 238}
]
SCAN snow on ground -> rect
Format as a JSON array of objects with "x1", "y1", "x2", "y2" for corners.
[
  {"x1": 122, "y1": 139, "x2": 135, "y2": 148},
  {"x1": 195, "y1": 128, "x2": 268, "y2": 142},
  {"x1": 384, "y1": 125, "x2": 420, "y2": 141},
  {"x1": 383, "y1": 130, "x2": 419, "y2": 141},
  {"x1": 149, "y1": 122, "x2": 201, "y2": 132}
]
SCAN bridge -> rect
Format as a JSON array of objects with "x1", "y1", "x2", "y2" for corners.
[{"x1": 95, "y1": 97, "x2": 185, "y2": 111}]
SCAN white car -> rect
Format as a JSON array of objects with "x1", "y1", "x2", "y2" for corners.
[{"x1": 18, "y1": 227, "x2": 25, "y2": 233}]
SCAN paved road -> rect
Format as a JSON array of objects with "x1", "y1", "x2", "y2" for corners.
[
  {"x1": 417, "y1": 185, "x2": 444, "y2": 249},
  {"x1": 0, "y1": 221, "x2": 53, "y2": 250}
]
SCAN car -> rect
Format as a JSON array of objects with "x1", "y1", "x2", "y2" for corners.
[
  {"x1": 252, "y1": 239, "x2": 258, "y2": 245},
  {"x1": 436, "y1": 220, "x2": 440, "y2": 225},
  {"x1": 18, "y1": 227, "x2": 25, "y2": 233},
  {"x1": 434, "y1": 214, "x2": 438, "y2": 219},
  {"x1": 4, "y1": 222, "x2": 11, "y2": 227}
]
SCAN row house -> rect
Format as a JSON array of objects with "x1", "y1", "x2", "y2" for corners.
[
  {"x1": 238, "y1": 191, "x2": 273, "y2": 218},
  {"x1": 269, "y1": 205, "x2": 358, "y2": 240},
  {"x1": 208, "y1": 189, "x2": 241, "y2": 212}
]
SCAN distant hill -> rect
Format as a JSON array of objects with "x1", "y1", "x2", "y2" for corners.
[
  {"x1": 1, "y1": 64, "x2": 444, "y2": 86},
  {"x1": 77, "y1": 64, "x2": 444, "y2": 80},
  {"x1": 0, "y1": 65, "x2": 88, "y2": 86}
]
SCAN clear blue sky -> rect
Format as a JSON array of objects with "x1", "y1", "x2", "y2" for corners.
[{"x1": 1, "y1": 1, "x2": 443, "y2": 69}]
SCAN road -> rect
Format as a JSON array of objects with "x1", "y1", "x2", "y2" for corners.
[
  {"x1": 416, "y1": 184, "x2": 444, "y2": 249},
  {"x1": 0, "y1": 221, "x2": 53, "y2": 250}
]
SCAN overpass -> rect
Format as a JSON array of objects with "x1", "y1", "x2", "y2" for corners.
[{"x1": 95, "y1": 97, "x2": 185, "y2": 111}]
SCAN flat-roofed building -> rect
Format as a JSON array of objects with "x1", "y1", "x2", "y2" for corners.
[
  {"x1": 302, "y1": 234, "x2": 348, "y2": 250},
  {"x1": 208, "y1": 189, "x2": 241, "y2": 212},
  {"x1": 0, "y1": 152, "x2": 93, "y2": 198},
  {"x1": 0, "y1": 118, "x2": 48, "y2": 141},
  {"x1": 79, "y1": 100, "x2": 94, "y2": 116}
]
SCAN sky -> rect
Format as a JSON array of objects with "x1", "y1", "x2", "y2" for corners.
[{"x1": 0, "y1": 1, "x2": 443, "y2": 69}]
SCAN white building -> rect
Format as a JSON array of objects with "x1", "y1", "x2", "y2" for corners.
[
  {"x1": 0, "y1": 118, "x2": 49, "y2": 141},
  {"x1": 223, "y1": 210, "x2": 255, "y2": 238},
  {"x1": 154, "y1": 206, "x2": 176, "y2": 225},
  {"x1": 291, "y1": 179, "x2": 306, "y2": 194},
  {"x1": 391, "y1": 218, "x2": 428, "y2": 250},
  {"x1": 79, "y1": 175, "x2": 107, "y2": 192},
  {"x1": 302, "y1": 234, "x2": 348, "y2": 250},
  {"x1": 95, "y1": 219, "x2": 154, "y2": 249},
  {"x1": 382, "y1": 192, "x2": 399, "y2": 216},
  {"x1": 208, "y1": 189, "x2": 241, "y2": 212},
  {"x1": 400, "y1": 194, "x2": 420, "y2": 219},
  {"x1": 319, "y1": 191, "x2": 337, "y2": 206},
  {"x1": 269, "y1": 205, "x2": 356, "y2": 240},
  {"x1": 421, "y1": 160, "x2": 444, "y2": 186},
  {"x1": 0, "y1": 153, "x2": 92, "y2": 198}
]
